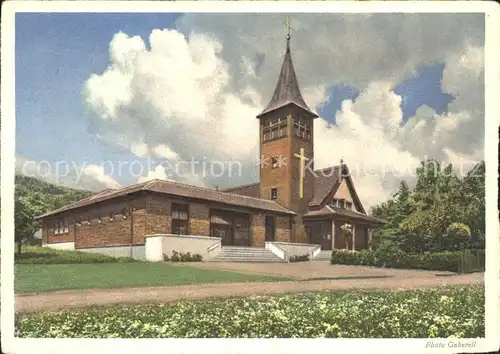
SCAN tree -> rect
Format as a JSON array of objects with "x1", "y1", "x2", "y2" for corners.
[
  {"x1": 369, "y1": 159, "x2": 485, "y2": 253},
  {"x1": 340, "y1": 223, "x2": 352, "y2": 250},
  {"x1": 13, "y1": 175, "x2": 94, "y2": 253},
  {"x1": 15, "y1": 192, "x2": 46, "y2": 254}
]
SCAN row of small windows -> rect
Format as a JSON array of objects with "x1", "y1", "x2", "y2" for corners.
[
  {"x1": 52, "y1": 205, "x2": 191, "y2": 236},
  {"x1": 263, "y1": 117, "x2": 288, "y2": 142},
  {"x1": 262, "y1": 116, "x2": 312, "y2": 142},
  {"x1": 52, "y1": 209, "x2": 129, "y2": 234},
  {"x1": 293, "y1": 119, "x2": 311, "y2": 141},
  {"x1": 330, "y1": 198, "x2": 353, "y2": 210}
]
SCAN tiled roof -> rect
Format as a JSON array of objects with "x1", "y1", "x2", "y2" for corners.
[
  {"x1": 303, "y1": 206, "x2": 383, "y2": 224},
  {"x1": 221, "y1": 183, "x2": 260, "y2": 198},
  {"x1": 309, "y1": 165, "x2": 342, "y2": 206},
  {"x1": 38, "y1": 179, "x2": 294, "y2": 219},
  {"x1": 145, "y1": 180, "x2": 293, "y2": 214},
  {"x1": 257, "y1": 39, "x2": 317, "y2": 118}
]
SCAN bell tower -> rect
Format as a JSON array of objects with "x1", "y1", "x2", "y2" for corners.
[{"x1": 256, "y1": 22, "x2": 318, "y2": 231}]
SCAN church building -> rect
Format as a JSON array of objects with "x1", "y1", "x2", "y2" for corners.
[{"x1": 39, "y1": 31, "x2": 383, "y2": 261}]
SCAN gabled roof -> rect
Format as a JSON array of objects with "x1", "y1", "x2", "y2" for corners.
[
  {"x1": 309, "y1": 165, "x2": 366, "y2": 214},
  {"x1": 257, "y1": 38, "x2": 318, "y2": 118},
  {"x1": 309, "y1": 166, "x2": 342, "y2": 206},
  {"x1": 38, "y1": 179, "x2": 295, "y2": 219}
]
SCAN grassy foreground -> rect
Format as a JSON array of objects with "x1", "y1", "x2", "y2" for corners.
[
  {"x1": 17, "y1": 285, "x2": 484, "y2": 338},
  {"x1": 15, "y1": 263, "x2": 289, "y2": 294},
  {"x1": 15, "y1": 246, "x2": 289, "y2": 293}
]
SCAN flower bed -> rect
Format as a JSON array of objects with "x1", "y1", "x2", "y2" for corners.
[
  {"x1": 163, "y1": 251, "x2": 203, "y2": 262},
  {"x1": 289, "y1": 254, "x2": 310, "y2": 262},
  {"x1": 16, "y1": 285, "x2": 484, "y2": 338},
  {"x1": 330, "y1": 248, "x2": 485, "y2": 273}
]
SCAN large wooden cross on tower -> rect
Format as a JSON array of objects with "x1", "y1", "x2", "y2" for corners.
[{"x1": 294, "y1": 148, "x2": 309, "y2": 199}]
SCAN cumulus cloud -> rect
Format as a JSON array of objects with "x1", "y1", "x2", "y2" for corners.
[
  {"x1": 176, "y1": 13, "x2": 484, "y2": 98},
  {"x1": 138, "y1": 164, "x2": 169, "y2": 183},
  {"x1": 82, "y1": 14, "x2": 484, "y2": 208},
  {"x1": 80, "y1": 164, "x2": 122, "y2": 190},
  {"x1": 84, "y1": 29, "x2": 259, "y2": 187}
]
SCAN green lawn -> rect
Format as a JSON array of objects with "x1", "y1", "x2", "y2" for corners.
[{"x1": 15, "y1": 263, "x2": 290, "y2": 294}]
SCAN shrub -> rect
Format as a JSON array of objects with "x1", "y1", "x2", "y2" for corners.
[
  {"x1": 163, "y1": 251, "x2": 202, "y2": 262},
  {"x1": 289, "y1": 254, "x2": 309, "y2": 262},
  {"x1": 330, "y1": 248, "x2": 485, "y2": 273},
  {"x1": 15, "y1": 246, "x2": 136, "y2": 264},
  {"x1": 444, "y1": 222, "x2": 472, "y2": 251}
]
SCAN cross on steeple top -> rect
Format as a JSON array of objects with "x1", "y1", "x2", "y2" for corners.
[{"x1": 284, "y1": 16, "x2": 294, "y2": 40}]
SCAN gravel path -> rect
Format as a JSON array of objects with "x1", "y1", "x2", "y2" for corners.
[{"x1": 16, "y1": 263, "x2": 483, "y2": 314}]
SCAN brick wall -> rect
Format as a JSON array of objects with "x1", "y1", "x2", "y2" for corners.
[
  {"x1": 293, "y1": 216, "x2": 309, "y2": 244},
  {"x1": 189, "y1": 203, "x2": 210, "y2": 236},
  {"x1": 260, "y1": 129, "x2": 292, "y2": 206},
  {"x1": 275, "y1": 215, "x2": 291, "y2": 242},
  {"x1": 45, "y1": 218, "x2": 75, "y2": 244},
  {"x1": 43, "y1": 190, "x2": 294, "y2": 250},
  {"x1": 251, "y1": 213, "x2": 266, "y2": 247},
  {"x1": 76, "y1": 214, "x2": 131, "y2": 248},
  {"x1": 146, "y1": 194, "x2": 171, "y2": 235},
  {"x1": 259, "y1": 106, "x2": 315, "y2": 217},
  {"x1": 44, "y1": 194, "x2": 147, "y2": 249},
  {"x1": 132, "y1": 208, "x2": 147, "y2": 244}
]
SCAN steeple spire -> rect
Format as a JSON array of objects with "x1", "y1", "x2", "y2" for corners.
[{"x1": 257, "y1": 17, "x2": 318, "y2": 119}]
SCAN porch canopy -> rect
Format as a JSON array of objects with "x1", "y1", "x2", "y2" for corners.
[{"x1": 303, "y1": 206, "x2": 384, "y2": 250}]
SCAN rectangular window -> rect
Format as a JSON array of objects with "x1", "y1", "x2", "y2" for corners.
[
  {"x1": 172, "y1": 203, "x2": 189, "y2": 235},
  {"x1": 339, "y1": 200, "x2": 345, "y2": 209},
  {"x1": 271, "y1": 188, "x2": 278, "y2": 200},
  {"x1": 54, "y1": 223, "x2": 59, "y2": 235},
  {"x1": 64, "y1": 220, "x2": 69, "y2": 233},
  {"x1": 346, "y1": 202, "x2": 352, "y2": 210}
]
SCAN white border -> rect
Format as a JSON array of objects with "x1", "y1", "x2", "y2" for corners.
[{"x1": 2, "y1": 1, "x2": 499, "y2": 354}]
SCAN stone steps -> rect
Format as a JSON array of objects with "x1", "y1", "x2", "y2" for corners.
[{"x1": 210, "y1": 246, "x2": 286, "y2": 263}]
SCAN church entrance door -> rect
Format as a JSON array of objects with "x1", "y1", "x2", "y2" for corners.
[
  {"x1": 233, "y1": 215, "x2": 251, "y2": 246},
  {"x1": 210, "y1": 210, "x2": 251, "y2": 246},
  {"x1": 265, "y1": 215, "x2": 275, "y2": 242}
]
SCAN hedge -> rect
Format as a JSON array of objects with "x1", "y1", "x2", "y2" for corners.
[
  {"x1": 15, "y1": 246, "x2": 136, "y2": 264},
  {"x1": 330, "y1": 248, "x2": 485, "y2": 273}
]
